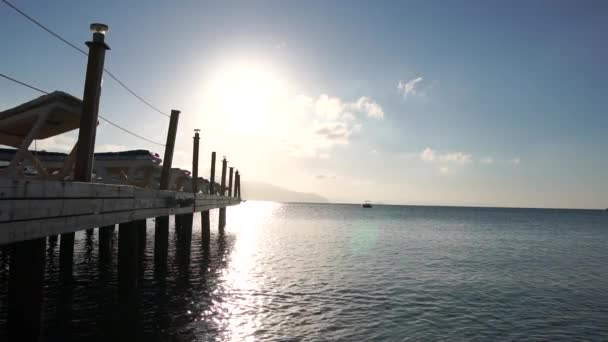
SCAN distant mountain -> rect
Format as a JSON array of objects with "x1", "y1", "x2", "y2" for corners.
[{"x1": 241, "y1": 181, "x2": 328, "y2": 203}]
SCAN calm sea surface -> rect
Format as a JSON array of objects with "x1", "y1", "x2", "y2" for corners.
[{"x1": 1, "y1": 202, "x2": 608, "y2": 341}]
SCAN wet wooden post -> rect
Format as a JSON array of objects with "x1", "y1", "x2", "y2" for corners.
[
  {"x1": 176, "y1": 130, "x2": 200, "y2": 240},
  {"x1": 210, "y1": 151, "x2": 216, "y2": 194},
  {"x1": 218, "y1": 157, "x2": 228, "y2": 229},
  {"x1": 7, "y1": 238, "x2": 46, "y2": 341},
  {"x1": 118, "y1": 220, "x2": 141, "y2": 338},
  {"x1": 235, "y1": 170, "x2": 241, "y2": 199},
  {"x1": 228, "y1": 166, "x2": 234, "y2": 197},
  {"x1": 155, "y1": 109, "x2": 180, "y2": 265},
  {"x1": 8, "y1": 24, "x2": 110, "y2": 341},
  {"x1": 119, "y1": 220, "x2": 140, "y2": 296},
  {"x1": 202, "y1": 152, "x2": 216, "y2": 239},
  {"x1": 184, "y1": 129, "x2": 201, "y2": 244},
  {"x1": 59, "y1": 23, "x2": 110, "y2": 294},
  {"x1": 192, "y1": 129, "x2": 200, "y2": 193},
  {"x1": 99, "y1": 225, "x2": 114, "y2": 262}
]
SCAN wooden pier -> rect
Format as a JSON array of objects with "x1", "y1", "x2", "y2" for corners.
[
  {"x1": 0, "y1": 22, "x2": 245, "y2": 341},
  {"x1": 0, "y1": 178, "x2": 240, "y2": 244}
]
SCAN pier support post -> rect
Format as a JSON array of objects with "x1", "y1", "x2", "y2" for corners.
[
  {"x1": 118, "y1": 221, "x2": 141, "y2": 339},
  {"x1": 235, "y1": 170, "x2": 241, "y2": 199},
  {"x1": 59, "y1": 23, "x2": 111, "y2": 299},
  {"x1": 7, "y1": 238, "x2": 46, "y2": 342},
  {"x1": 219, "y1": 157, "x2": 228, "y2": 229},
  {"x1": 201, "y1": 151, "x2": 216, "y2": 238},
  {"x1": 154, "y1": 216, "x2": 169, "y2": 265},
  {"x1": 155, "y1": 109, "x2": 180, "y2": 265},
  {"x1": 192, "y1": 129, "x2": 200, "y2": 193},
  {"x1": 228, "y1": 166, "x2": 234, "y2": 197},
  {"x1": 99, "y1": 225, "x2": 114, "y2": 261},
  {"x1": 74, "y1": 23, "x2": 110, "y2": 181},
  {"x1": 210, "y1": 151, "x2": 216, "y2": 194},
  {"x1": 119, "y1": 221, "x2": 139, "y2": 299}
]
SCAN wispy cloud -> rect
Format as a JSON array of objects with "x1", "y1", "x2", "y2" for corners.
[
  {"x1": 481, "y1": 157, "x2": 494, "y2": 164},
  {"x1": 286, "y1": 94, "x2": 384, "y2": 158},
  {"x1": 509, "y1": 157, "x2": 521, "y2": 166},
  {"x1": 398, "y1": 77, "x2": 423, "y2": 100},
  {"x1": 351, "y1": 96, "x2": 384, "y2": 119},
  {"x1": 34, "y1": 135, "x2": 76, "y2": 153},
  {"x1": 419, "y1": 147, "x2": 472, "y2": 164},
  {"x1": 315, "y1": 173, "x2": 336, "y2": 180}
]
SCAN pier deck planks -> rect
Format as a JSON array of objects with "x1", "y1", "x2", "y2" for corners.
[{"x1": 0, "y1": 178, "x2": 240, "y2": 244}]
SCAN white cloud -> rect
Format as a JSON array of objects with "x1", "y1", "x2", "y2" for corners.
[
  {"x1": 481, "y1": 157, "x2": 494, "y2": 164},
  {"x1": 285, "y1": 94, "x2": 384, "y2": 158},
  {"x1": 351, "y1": 96, "x2": 384, "y2": 119},
  {"x1": 315, "y1": 95, "x2": 344, "y2": 121},
  {"x1": 34, "y1": 135, "x2": 76, "y2": 153},
  {"x1": 398, "y1": 77, "x2": 423, "y2": 99},
  {"x1": 510, "y1": 158, "x2": 521, "y2": 166},
  {"x1": 419, "y1": 147, "x2": 472, "y2": 164},
  {"x1": 441, "y1": 152, "x2": 472, "y2": 164}
]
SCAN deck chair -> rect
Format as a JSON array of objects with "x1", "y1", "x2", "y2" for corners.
[{"x1": 0, "y1": 91, "x2": 83, "y2": 179}]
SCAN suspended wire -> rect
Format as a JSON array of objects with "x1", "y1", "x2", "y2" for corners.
[
  {"x1": 1, "y1": 0, "x2": 171, "y2": 118},
  {"x1": 97, "y1": 116, "x2": 166, "y2": 146},
  {"x1": 0, "y1": 72, "x2": 166, "y2": 147},
  {"x1": 0, "y1": 73, "x2": 49, "y2": 94}
]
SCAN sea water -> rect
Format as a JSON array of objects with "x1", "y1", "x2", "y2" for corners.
[{"x1": 0, "y1": 202, "x2": 607, "y2": 341}]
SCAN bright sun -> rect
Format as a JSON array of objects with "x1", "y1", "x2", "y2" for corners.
[{"x1": 206, "y1": 63, "x2": 287, "y2": 134}]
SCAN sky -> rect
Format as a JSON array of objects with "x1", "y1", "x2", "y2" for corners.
[{"x1": 1, "y1": 0, "x2": 607, "y2": 209}]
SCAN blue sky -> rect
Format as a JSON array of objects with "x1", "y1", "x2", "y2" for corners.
[{"x1": 1, "y1": 0, "x2": 607, "y2": 208}]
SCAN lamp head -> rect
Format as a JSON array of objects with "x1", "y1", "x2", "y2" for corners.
[{"x1": 90, "y1": 23, "x2": 109, "y2": 35}]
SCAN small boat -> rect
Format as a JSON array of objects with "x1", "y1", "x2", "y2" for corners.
[{"x1": 362, "y1": 200, "x2": 372, "y2": 208}]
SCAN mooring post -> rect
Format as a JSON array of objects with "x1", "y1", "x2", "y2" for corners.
[
  {"x1": 219, "y1": 157, "x2": 228, "y2": 229},
  {"x1": 118, "y1": 220, "x2": 141, "y2": 339},
  {"x1": 99, "y1": 225, "x2": 114, "y2": 261},
  {"x1": 228, "y1": 166, "x2": 234, "y2": 197},
  {"x1": 74, "y1": 23, "x2": 110, "y2": 181},
  {"x1": 155, "y1": 109, "x2": 180, "y2": 265},
  {"x1": 210, "y1": 151, "x2": 216, "y2": 194},
  {"x1": 7, "y1": 238, "x2": 46, "y2": 341},
  {"x1": 119, "y1": 220, "x2": 139, "y2": 300},
  {"x1": 235, "y1": 170, "x2": 240, "y2": 199},
  {"x1": 58, "y1": 24, "x2": 110, "y2": 308},
  {"x1": 192, "y1": 129, "x2": 200, "y2": 193},
  {"x1": 202, "y1": 152, "x2": 216, "y2": 239}
]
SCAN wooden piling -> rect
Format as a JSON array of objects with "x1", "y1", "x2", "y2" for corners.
[
  {"x1": 57, "y1": 25, "x2": 110, "y2": 300},
  {"x1": 119, "y1": 221, "x2": 139, "y2": 298},
  {"x1": 202, "y1": 152, "x2": 216, "y2": 238},
  {"x1": 59, "y1": 232, "x2": 75, "y2": 281},
  {"x1": 159, "y1": 110, "x2": 180, "y2": 190},
  {"x1": 210, "y1": 151, "x2": 216, "y2": 194},
  {"x1": 7, "y1": 238, "x2": 46, "y2": 342},
  {"x1": 74, "y1": 24, "x2": 110, "y2": 182},
  {"x1": 228, "y1": 166, "x2": 234, "y2": 197},
  {"x1": 118, "y1": 221, "x2": 141, "y2": 339},
  {"x1": 219, "y1": 157, "x2": 228, "y2": 229},
  {"x1": 155, "y1": 109, "x2": 180, "y2": 265},
  {"x1": 99, "y1": 225, "x2": 114, "y2": 261},
  {"x1": 192, "y1": 129, "x2": 200, "y2": 193},
  {"x1": 235, "y1": 170, "x2": 241, "y2": 199}
]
